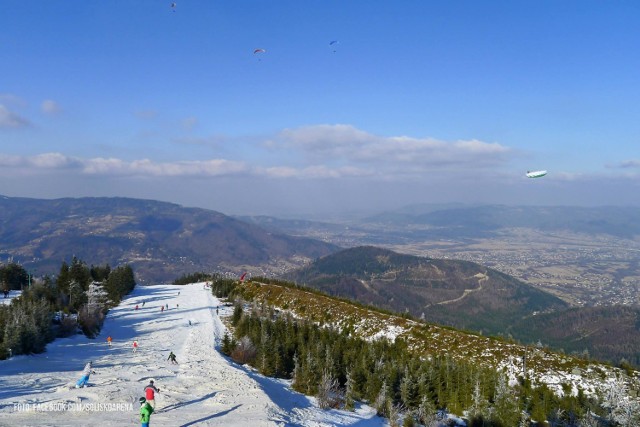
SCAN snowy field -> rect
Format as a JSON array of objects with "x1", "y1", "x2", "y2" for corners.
[{"x1": 0, "y1": 283, "x2": 387, "y2": 427}]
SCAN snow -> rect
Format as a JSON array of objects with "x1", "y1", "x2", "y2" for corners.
[
  {"x1": 0, "y1": 283, "x2": 387, "y2": 426},
  {"x1": 0, "y1": 290, "x2": 21, "y2": 306}
]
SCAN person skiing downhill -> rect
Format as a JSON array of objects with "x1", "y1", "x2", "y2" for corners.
[
  {"x1": 139, "y1": 396, "x2": 154, "y2": 427},
  {"x1": 167, "y1": 351, "x2": 178, "y2": 364},
  {"x1": 106, "y1": 336, "x2": 112, "y2": 347},
  {"x1": 133, "y1": 340, "x2": 139, "y2": 353},
  {"x1": 144, "y1": 380, "x2": 160, "y2": 409},
  {"x1": 75, "y1": 361, "x2": 95, "y2": 388}
]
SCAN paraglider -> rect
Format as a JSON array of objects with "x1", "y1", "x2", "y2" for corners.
[
  {"x1": 171, "y1": 2, "x2": 176, "y2": 11},
  {"x1": 526, "y1": 170, "x2": 547, "y2": 178},
  {"x1": 329, "y1": 40, "x2": 339, "y2": 52},
  {"x1": 253, "y1": 48, "x2": 266, "y2": 61}
]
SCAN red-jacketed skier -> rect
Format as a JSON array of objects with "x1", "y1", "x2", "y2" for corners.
[{"x1": 144, "y1": 380, "x2": 160, "y2": 409}]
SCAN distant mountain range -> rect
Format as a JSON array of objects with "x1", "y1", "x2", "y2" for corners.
[
  {"x1": 0, "y1": 195, "x2": 338, "y2": 283},
  {"x1": 3, "y1": 195, "x2": 638, "y2": 365},
  {"x1": 367, "y1": 204, "x2": 640, "y2": 238},
  {"x1": 240, "y1": 204, "x2": 640, "y2": 242}
]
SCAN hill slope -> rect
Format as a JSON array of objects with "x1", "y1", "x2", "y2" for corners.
[
  {"x1": 0, "y1": 195, "x2": 339, "y2": 283},
  {"x1": 509, "y1": 305, "x2": 640, "y2": 366},
  {"x1": 0, "y1": 283, "x2": 383, "y2": 426},
  {"x1": 283, "y1": 246, "x2": 568, "y2": 336},
  {"x1": 234, "y1": 279, "x2": 640, "y2": 399}
]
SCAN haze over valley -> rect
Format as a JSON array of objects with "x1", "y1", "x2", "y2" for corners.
[{"x1": 241, "y1": 204, "x2": 640, "y2": 308}]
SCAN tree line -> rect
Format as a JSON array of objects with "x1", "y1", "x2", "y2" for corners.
[
  {"x1": 211, "y1": 277, "x2": 639, "y2": 427},
  {"x1": 0, "y1": 259, "x2": 136, "y2": 359}
]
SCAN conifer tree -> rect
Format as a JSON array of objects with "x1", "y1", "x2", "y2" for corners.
[
  {"x1": 399, "y1": 365, "x2": 415, "y2": 409},
  {"x1": 375, "y1": 379, "x2": 390, "y2": 417},
  {"x1": 69, "y1": 257, "x2": 91, "y2": 290},
  {"x1": 292, "y1": 352, "x2": 302, "y2": 389},
  {"x1": 344, "y1": 368, "x2": 355, "y2": 411},
  {"x1": 56, "y1": 261, "x2": 71, "y2": 297},
  {"x1": 468, "y1": 378, "x2": 490, "y2": 422},
  {"x1": 69, "y1": 281, "x2": 87, "y2": 312},
  {"x1": 492, "y1": 375, "x2": 520, "y2": 426},
  {"x1": 317, "y1": 367, "x2": 339, "y2": 409},
  {"x1": 416, "y1": 395, "x2": 437, "y2": 427},
  {"x1": 221, "y1": 331, "x2": 233, "y2": 355}
]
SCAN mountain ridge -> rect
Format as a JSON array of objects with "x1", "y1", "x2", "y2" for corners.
[
  {"x1": 283, "y1": 245, "x2": 569, "y2": 336},
  {"x1": 0, "y1": 195, "x2": 339, "y2": 283}
]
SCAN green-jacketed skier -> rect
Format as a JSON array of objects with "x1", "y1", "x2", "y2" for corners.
[{"x1": 139, "y1": 397, "x2": 154, "y2": 427}]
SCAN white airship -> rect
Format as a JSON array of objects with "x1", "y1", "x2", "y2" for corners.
[{"x1": 526, "y1": 170, "x2": 547, "y2": 178}]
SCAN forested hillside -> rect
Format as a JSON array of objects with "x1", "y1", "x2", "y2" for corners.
[
  {"x1": 0, "y1": 195, "x2": 338, "y2": 282},
  {"x1": 509, "y1": 305, "x2": 640, "y2": 368},
  {"x1": 211, "y1": 276, "x2": 640, "y2": 426},
  {"x1": 0, "y1": 259, "x2": 135, "y2": 359},
  {"x1": 284, "y1": 246, "x2": 567, "y2": 336}
]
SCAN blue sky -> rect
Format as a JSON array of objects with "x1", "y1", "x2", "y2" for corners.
[{"x1": 2, "y1": 1, "x2": 639, "y2": 216}]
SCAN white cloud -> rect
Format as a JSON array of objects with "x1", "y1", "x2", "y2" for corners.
[
  {"x1": 41, "y1": 99, "x2": 61, "y2": 115},
  {"x1": 270, "y1": 124, "x2": 373, "y2": 153},
  {"x1": 181, "y1": 117, "x2": 198, "y2": 130},
  {"x1": 0, "y1": 94, "x2": 27, "y2": 107},
  {"x1": 124, "y1": 158, "x2": 246, "y2": 177},
  {"x1": 261, "y1": 165, "x2": 371, "y2": 179},
  {"x1": 262, "y1": 166, "x2": 298, "y2": 178},
  {"x1": 0, "y1": 153, "x2": 248, "y2": 178},
  {"x1": 619, "y1": 159, "x2": 640, "y2": 169},
  {"x1": 30, "y1": 153, "x2": 79, "y2": 168},
  {"x1": 267, "y1": 124, "x2": 512, "y2": 170},
  {"x1": 0, "y1": 104, "x2": 31, "y2": 129},
  {"x1": 0, "y1": 154, "x2": 23, "y2": 167}
]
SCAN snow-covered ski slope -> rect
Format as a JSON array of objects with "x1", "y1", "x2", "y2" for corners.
[{"x1": 0, "y1": 283, "x2": 385, "y2": 427}]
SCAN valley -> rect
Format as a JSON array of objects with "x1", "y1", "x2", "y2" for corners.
[
  {"x1": 242, "y1": 207, "x2": 640, "y2": 308},
  {"x1": 389, "y1": 229, "x2": 640, "y2": 307}
]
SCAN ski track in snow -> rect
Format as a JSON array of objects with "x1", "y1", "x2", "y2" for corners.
[{"x1": 0, "y1": 283, "x2": 386, "y2": 427}]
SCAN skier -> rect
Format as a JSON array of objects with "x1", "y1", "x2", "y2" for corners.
[
  {"x1": 106, "y1": 336, "x2": 112, "y2": 347},
  {"x1": 75, "y1": 361, "x2": 95, "y2": 388},
  {"x1": 167, "y1": 351, "x2": 178, "y2": 365},
  {"x1": 165, "y1": 303, "x2": 169, "y2": 310},
  {"x1": 142, "y1": 300, "x2": 145, "y2": 307},
  {"x1": 133, "y1": 340, "x2": 139, "y2": 353},
  {"x1": 161, "y1": 306, "x2": 164, "y2": 313},
  {"x1": 135, "y1": 304, "x2": 139, "y2": 310},
  {"x1": 144, "y1": 380, "x2": 160, "y2": 409},
  {"x1": 139, "y1": 396, "x2": 154, "y2": 427}
]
